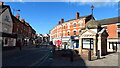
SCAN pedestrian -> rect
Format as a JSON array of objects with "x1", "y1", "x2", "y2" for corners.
[
  {"x1": 52, "y1": 45, "x2": 56, "y2": 53},
  {"x1": 35, "y1": 40, "x2": 39, "y2": 48},
  {"x1": 17, "y1": 40, "x2": 23, "y2": 51}
]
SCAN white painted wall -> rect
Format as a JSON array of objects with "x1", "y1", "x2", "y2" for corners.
[{"x1": 1, "y1": 8, "x2": 13, "y2": 33}]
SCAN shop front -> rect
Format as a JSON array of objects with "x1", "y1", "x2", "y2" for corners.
[
  {"x1": 2, "y1": 32, "x2": 17, "y2": 47},
  {"x1": 70, "y1": 36, "x2": 79, "y2": 49},
  {"x1": 79, "y1": 28, "x2": 108, "y2": 57}
]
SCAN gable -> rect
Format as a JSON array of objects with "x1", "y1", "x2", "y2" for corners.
[
  {"x1": 1, "y1": 8, "x2": 13, "y2": 33},
  {"x1": 80, "y1": 29, "x2": 97, "y2": 35}
]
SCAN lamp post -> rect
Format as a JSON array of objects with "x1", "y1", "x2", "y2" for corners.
[
  {"x1": 91, "y1": 5, "x2": 94, "y2": 19},
  {"x1": 88, "y1": 5, "x2": 94, "y2": 61}
]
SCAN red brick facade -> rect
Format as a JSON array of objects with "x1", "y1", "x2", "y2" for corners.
[{"x1": 12, "y1": 14, "x2": 36, "y2": 41}]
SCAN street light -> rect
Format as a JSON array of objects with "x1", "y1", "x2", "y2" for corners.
[
  {"x1": 91, "y1": 5, "x2": 94, "y2": 19},
  {"x1": 88, "y1": 5, "x2": 94, "y2": 61}
]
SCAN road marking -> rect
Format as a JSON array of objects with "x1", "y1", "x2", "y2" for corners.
[{"x1": 28, "y1": 52, "x2": 49, "y2": 67}]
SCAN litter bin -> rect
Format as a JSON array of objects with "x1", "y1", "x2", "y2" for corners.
[
  {"x1": 88, "y1": 50, "x2": 91, "y2": 61},
  {"x1": 97, "y1": 50, "x2": 100, "y2": 59}
]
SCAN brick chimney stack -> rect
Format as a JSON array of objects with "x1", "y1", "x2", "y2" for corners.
[
  {"x1": 61, "y1": 18, "x2": 64, "y2": 23},
  {"x1": 76, "y1": 12, "x2": 79, "y2": 19},
  {"x1": 15, "y1": 14, "x2": 20, "y2": 19},
  {"x1": 0, "y1": 1, "x2": 4, "y2": 5},
  {"x1": 21, "y1": 18, "x2": 25, "y2": 23}
]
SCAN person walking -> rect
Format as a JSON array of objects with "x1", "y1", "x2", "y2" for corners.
[{"x1": 17, "y1": 40, "x2": 23, "y2": 51}]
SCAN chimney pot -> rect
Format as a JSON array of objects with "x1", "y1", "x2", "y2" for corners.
[
  {"x1": 15, "y1": 14, "x2": 20, "y2": 19},
  {"x1": 21, "y1": 18, "x2": 25, "y2": 23},
  {"x1": 61, "y1": 18, "x2": 64, "y2": 23},
  {"x1": 76, "y1": 12, "x2": 79, "y2": 19},
  {"x1": 0, "y1": 1, "x2": 4, "y2": 5}
]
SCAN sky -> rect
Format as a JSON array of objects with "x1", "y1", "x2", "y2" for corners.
[{"x1": 4, "y1": 1, "x2": 119, "y2": 35}]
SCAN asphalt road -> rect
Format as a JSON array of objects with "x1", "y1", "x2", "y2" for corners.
[{"x1": 2, "y1": 45, "x2": 51, "y2": 67}]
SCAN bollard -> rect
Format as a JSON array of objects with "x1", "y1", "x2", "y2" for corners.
[
  {"x1": 97, "y1": 50, "x2": 100, "y2": 59},
  {"x1": 88, "y1": 50, "x2": 91, "y2": 61}
]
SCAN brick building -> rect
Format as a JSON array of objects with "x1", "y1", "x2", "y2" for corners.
[
  {"x1": 0, "y1": 2, "x2": 17, "y2": 47},
  {"x1": 0, "y1": 2, "x2": 36, "y2": 47},
  {"x1": 12, "y1": 14, "x2": 36, "y2": 46},
  {"x1": 50, "y1": 12, "x2": 120, "y2": 56},
  {"x1": 50, "y1": 12, "x2": 93, "y2": 47}
]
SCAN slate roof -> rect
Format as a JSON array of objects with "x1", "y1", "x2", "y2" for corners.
[
  {"x1": 65, "y1": 14, "x2": 93, "y2": 22},
  {"x1": 50, "y1": 14, "x2": 93, "y2": 32},
  {"x1": 96, "y1": 17, "x2": 120, "y2": 25},
  {"x1": 85, "y1": 19, "x2": 101, "y2": 29},
  {"x1": 85, "y1": 16, "x2": 120, "y2": 29},
  {"x1": 0, "y1": 5, "x2": 10, "y2": 15}
]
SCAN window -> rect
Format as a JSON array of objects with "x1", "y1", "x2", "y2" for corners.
[
  {"x1": 64, "y1": 26, "x2": 65, "y2": 29},
  {"x1": 74, "y1": 31, "x2": 76, "y2": 35},
  {"x1": 118, "y1": 32, "x2": 120, "y2": 39},
  {"x1": 68, "y1": 32, "x2": 70, "y2": 36},
  {"x1": 80, "y1": 23, "x2": 82, "y2": 27},
  {"x1": 118, "y1": 25, "x2": 120, "y2": 28},
  {"x1": 79, "y1": 30, "x2": 82, "y2": 33},
  {"x1": 68, "y1": 23, "x2": 70, "y2": 29},
  {"x1": 74, "y1": 23, "x2": 76, "y2": 27}
]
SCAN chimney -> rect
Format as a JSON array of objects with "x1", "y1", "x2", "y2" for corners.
[
  {"x1": 21, "y1": 18, "x2": 25, "y2": 23},
  {"x1": 0, "y1": 1, "x2": 4, "y2": 5},
  {"x1": 61, "y1": 18, "x2": 64, "y2": 23},
  {"x1": 58, "y1": 21, "x2": 61, "y2": 25},
  {"x1": 15, "y1": 14, "x2": 20, "y2": 19},
  {"x1": 76, "y1": 12, "x2": 79, "y2": 19}
]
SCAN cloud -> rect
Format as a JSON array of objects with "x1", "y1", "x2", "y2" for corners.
[
  {"x1": 62, "y1": 0, "x2": 120, "y2": 2},
  {"x1": 63, "y1": 0, "x2": 119, "y2": 7}
]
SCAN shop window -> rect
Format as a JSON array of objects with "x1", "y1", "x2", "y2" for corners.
[
  {"x1": 5, "y1": 38, "x2": 8, "y2": 45},
  {"x1": 74, "y1": 31, "x2": 76, "y2": 35},
  {"x1": 118, "y1": 25, "x2": 120, "y2": 28},
  {"x1": 118, "y1": 32, "x2": 120, "y2": 38}
]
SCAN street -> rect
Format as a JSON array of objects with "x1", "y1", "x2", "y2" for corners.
[
  {"x1": 2, "y1": 45, "x2": 51, "y2": 67},
  {"x1": 2, "y1": 45, "x2": 119, "y2": 68}
]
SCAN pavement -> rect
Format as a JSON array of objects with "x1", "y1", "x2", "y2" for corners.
[
  {"x1": 2, "y1": 45, "x2": 119, "y2": 67},
  {"x1": 38, "y1": 49, "x2": 119, "y2": 67}
]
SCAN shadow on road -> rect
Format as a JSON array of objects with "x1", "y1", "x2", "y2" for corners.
[{"x1": 39, "y1": 49, "x2": 87, "y2": 68}]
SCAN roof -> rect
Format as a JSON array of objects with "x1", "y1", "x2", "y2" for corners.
[
  {"x1": 96, "y1": 17, "x2": 120, "y2": 25},
  {"x1": 85, "y1": 19, "x2": 101, "y2": 29},
  {"x1": 0, "y1": 5, "x2": 10, "y2": 15},
  {"x1": 65, "y1": 14, "x2": 92, "y2": 22},
  {"x1": 50, "y1": 14, "x2": 93, "y2": 32}
]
